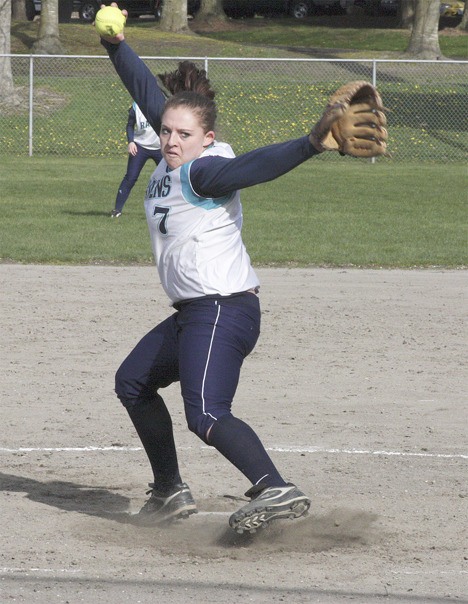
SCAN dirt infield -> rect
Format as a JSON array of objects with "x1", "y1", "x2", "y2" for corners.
[{"x1": 1, "y1": 265, "x2": 466, "y2": 603}]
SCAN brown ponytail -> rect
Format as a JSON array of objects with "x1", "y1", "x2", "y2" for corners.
[{"x1": 158, "y1": 61, "x2": 216, "y2": 100}]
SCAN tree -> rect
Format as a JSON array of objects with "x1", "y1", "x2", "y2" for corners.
[
  {"x1": 0, "y1": 0, "x2": 21, "y2": 103},
  {"x1": 457, "y1": 2, "x2": 467, "y2": 31},
  {"x1": 160, "y1": 0, "x2": 190, "y2": 34},
  {"x1": 11, "y1": 0, "x2": 27, "y2": 20},
  {"x1": 405, "y1": 0, "x2": 443, "y2": 59},
  {"x1": 191, "y1": 0, "x2": 227, "y2": 26},
  {"x1": 32, "y1": 0, "x2": 65, "y2": 54},
  {"x1": 397, "y1": 0, "x2": 416, "y2": 29}
]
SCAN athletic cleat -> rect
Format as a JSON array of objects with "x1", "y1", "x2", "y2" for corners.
[
  {"x1": 229, "y1": 483, "x2": 310, "y2": 534},
  {"x1": 110, "y1": 209, "x2": 122, "y2": 218},
  {"x1": 133, "y1": 482, "x2": 197, "y2": 526}
]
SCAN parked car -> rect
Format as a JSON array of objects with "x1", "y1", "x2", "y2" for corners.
[
  {"x1": 440, "y1": 1, "x2": 465, "y2": 16},
  {"x1": 26, "y1": 1, "x2": 163, "y2": 23},
  {"x1": 340, "y1": 0, "x2": 399, "y2": 15},
  {"x1": 26, "y1": 1, "x2": 88, "y2": 22},
  {"x1": 171, "y1": 1, "x2": 345, "y2": 20},
  {"x1": 202, "y1": 1, "x2": 345, "y2": 19},
  {"x1": 77, "y1": 1, "x2": 163, "y2": 22},
  {"x1": 286, "y1": 1, "x2": 345, "y2": 18},
  {"x1": 25, "y1": 0, "x2": 40, "y2": 21},
  {"x1": 26, "y1": 0, "x2": 347, "y2": 23}
]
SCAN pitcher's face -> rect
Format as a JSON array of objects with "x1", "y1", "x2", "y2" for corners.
[{"x1": 160, "y1": 106, "x2": 215, "y2": 170}]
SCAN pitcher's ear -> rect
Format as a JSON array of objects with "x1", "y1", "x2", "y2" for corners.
[{"x1": 203, "y1": 131, "x2": 215, "y2": 147}]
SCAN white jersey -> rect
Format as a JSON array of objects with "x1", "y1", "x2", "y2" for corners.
[
  {"x1": 144, "y1": 142, "x2": 260, "y2": 304},
  {"x1": 133, "y1": 102, "x2": 160, "y2": 150}
]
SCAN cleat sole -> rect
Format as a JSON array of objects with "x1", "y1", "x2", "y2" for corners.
[{"x1": 230, "y1": 498, "x2": 311, "y2": 532}]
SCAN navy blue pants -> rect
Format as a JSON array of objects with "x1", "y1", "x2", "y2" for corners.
[
  {"x1": 114, "y1": 144, "x2": 163, "y2": 213},
  {"x1": 115, "y1": 293, "x2": 286, "y2": 491},
  {"x1": 116, "y1": 293, "x2": 260, "y2": 437}
]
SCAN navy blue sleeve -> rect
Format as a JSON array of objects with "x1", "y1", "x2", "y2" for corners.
[
  {"x1": 126, "y1": 106, "x2": 136, "y2": 143},
  {"x1": 190, "y1": 136, "x2": 321, "y2": 199},
  {"x1": 101, "y1": 39, "x2": 166, "y2": 134}
]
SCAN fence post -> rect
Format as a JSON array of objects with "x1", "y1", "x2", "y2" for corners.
[
  {"x1": 29, "y1": 55, "x2": 34, "y2": 157},
  {"x1": 371, "y1": 59, "x2": 377, "y2": 165}
]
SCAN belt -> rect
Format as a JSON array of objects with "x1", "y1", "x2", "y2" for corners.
[{"x1": 247, "y1": 287, "x2": 260, "y2": 295}]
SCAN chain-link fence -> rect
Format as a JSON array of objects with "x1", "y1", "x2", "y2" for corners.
[{"x1": 1, "y1": 54, "x2": 467, "y2": 162}]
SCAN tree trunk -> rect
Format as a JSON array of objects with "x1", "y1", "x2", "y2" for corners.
[
  {"x1": 457, "y1": 2, "x2": 468, "y2": 30},
  {"x1": 405, "y1": 0, "x2": 443, "y2": 59},
  {"x1": 32, "y1": 0, "x2": 65, "y2": 54},
  {"x1": 160, "y1": 0, "x2": 190, "y2": 34},
  {"x1": 191, "y1": 0, "x2": 227, "y2": 27},
  {"x1": 0, "y1": 0, "x2": 21, "y2": 103},
  {"x1": 11, "y1": 0, "x2": 27, "y2": 20},
  {"x1": 397, "y1": 0, "x2": 416, "y2": 29}
]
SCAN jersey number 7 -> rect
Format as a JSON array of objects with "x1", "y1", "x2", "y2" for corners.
[{"x1": 153, "y1": 206, "x2": 169, "y2": 235}]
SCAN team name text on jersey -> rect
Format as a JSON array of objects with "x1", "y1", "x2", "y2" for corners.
[{"x1": 146, "y1": 174, "x2": 171, "y2": 199}]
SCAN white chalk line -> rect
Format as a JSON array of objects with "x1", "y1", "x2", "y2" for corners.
[
  {"x1": 0, "y1": 567, "x2": 83, "y2": 574},
  {"x1": 390, "y1": 570, "x2": 468, "y2": 575},
  {"x1": 0, "y1": 445, "x2": 466, "y2": 459},
  {"x1": 1, "y1": 566, "x2": 467, "y2": 577}
]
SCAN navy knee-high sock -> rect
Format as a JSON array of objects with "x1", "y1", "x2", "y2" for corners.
[
  {"x1": 126, "y1": 395, "x2": 182, "y2": 492},
  {"x1": 207, "y1": 415, "x2": 287, "y2": 488}
]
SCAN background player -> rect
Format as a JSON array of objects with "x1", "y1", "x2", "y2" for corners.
[{"x1": 110, "y1": 101, "x2": 162, "y2": 218}]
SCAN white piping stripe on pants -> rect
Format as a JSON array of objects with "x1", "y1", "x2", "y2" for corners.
[{"x1": 201, "y1": 302, "x2": 221, "y2": 421}]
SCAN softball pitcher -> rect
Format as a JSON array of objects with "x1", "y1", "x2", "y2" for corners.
[{"x1": 98, "y1": 3, "x2": 386, "y2": 534}]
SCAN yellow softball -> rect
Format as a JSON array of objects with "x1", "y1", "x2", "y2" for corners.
[{"x1": 94, "y1": 6, "x2": 126, "y2": 37}]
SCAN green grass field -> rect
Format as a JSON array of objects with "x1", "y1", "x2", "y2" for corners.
[
  {"x1": 1, "y1": 157, "x2": 466, "y2": 268},
  {"x1": 4, "y1": 16, "x2": 466, "y2": 269},
  {"x1": 3, "y1": 73, "x2": 467, "y2": 162},
  {"x1": 5, "y1": 17, "x2": 468, "y2": 161}
]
